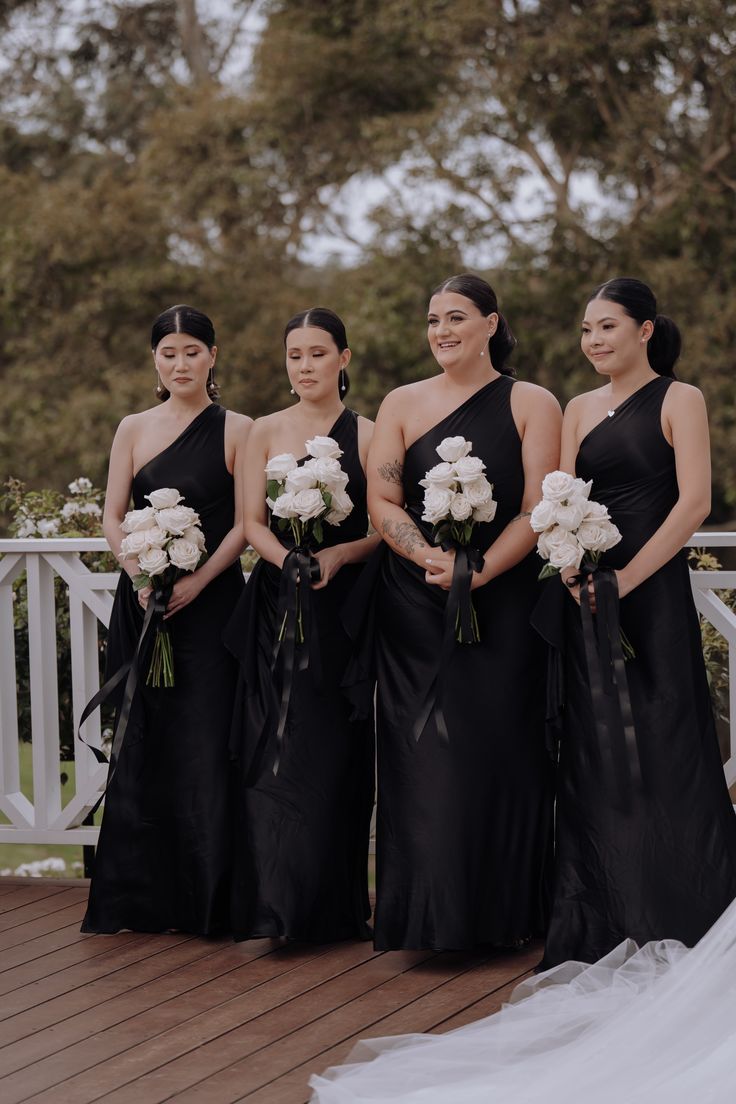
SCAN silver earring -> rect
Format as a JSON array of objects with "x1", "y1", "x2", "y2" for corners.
[
  {"x1": 290, "y1": 387, "x2": 295, "y2": 395},
  {"x1": 480, "y1": 348, "x2": 485, "y2": 357},
  {"x1": 339, "y1": 368, "x2": 347, "y2": 396}
]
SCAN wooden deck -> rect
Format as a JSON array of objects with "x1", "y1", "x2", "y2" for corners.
[{"x1": 0, "y1": 877, "x2": 540, "y2": 1103}]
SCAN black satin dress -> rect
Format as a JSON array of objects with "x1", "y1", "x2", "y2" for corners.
[
  {"x1": 224, "y1": 408, "x2": 374, "y2": 942},
  {"x1": 82, "y1": 405, "x2": 244, "y2": 935},
  {"x1": 535, "y1": 376, "x2": 736, "y2": 968},
  {"x1": 373, "y1": 376, "x2": 554, "y2": 951}
]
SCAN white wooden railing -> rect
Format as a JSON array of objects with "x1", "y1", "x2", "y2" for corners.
[{"x1": 0, "y1": 535, "x2": 735, "y2": 849}]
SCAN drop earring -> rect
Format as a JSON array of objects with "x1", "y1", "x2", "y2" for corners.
[
  {"x1": 290, "y1": 387, "x2": 295, "y2": 395},
  {"x1": 339, "y1": 368, "x2": 347, "y2": 396}
]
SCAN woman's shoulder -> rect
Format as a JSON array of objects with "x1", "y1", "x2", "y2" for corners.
[
  {"x1": 510, "y1": 378, "x2": 561, "y2": 409},
  {"x1": 223, "y1": 408, "x2": 254, "y2": 429},
  {"x1": 378, "y1": 377, "x2": 439, "y2": 414}
]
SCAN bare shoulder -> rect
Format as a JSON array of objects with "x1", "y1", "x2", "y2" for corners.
[
  {"x1": 115, "y1": 408, "x2": 154, "y2": 440},
  {"x1": 357, "y1": 413, "x2": 374, "y2": 435},
  {"x1": 511, "y1": 379, "x2": 562, "y2": 414},
  {"x1": 377, "y1": 378, "x2": 436, "y2": 418},
  {"x1": 225, "y1": 409, "x2": 254, "y2": 432},
  {"x1": 664, "y1": 379, "x2": 706, "y2": 409}
]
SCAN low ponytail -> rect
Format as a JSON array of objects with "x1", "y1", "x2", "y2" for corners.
[
  {"x1": 489, "y1": 312, "x2": 517, "y2": 376},
  {"x1": 647, "y1": 314, "x2": 681, "y2": 378}
]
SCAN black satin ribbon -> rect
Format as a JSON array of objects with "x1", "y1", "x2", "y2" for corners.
[
  {"x1": 579, "y1": 561, "x2": 642, "y2": 805},
  {"x1": 411, "y1": 543, "x2": 484, "y2": 746},
  {"x1": 77, "y1": 582, "x2": 171, "y2": 816},
  {"x1": 270, "y1": 546, "x2": 322, "y2": 774}
]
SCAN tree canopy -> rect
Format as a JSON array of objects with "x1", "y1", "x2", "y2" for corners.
[{"x1": 1, "y1": 0, "x2": 734, "y2": 518}]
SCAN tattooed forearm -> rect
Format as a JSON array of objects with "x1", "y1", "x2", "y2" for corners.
[
  {"x1": 510, "y1": 511, "x2": 532, "y2": 522},
  {"x1": 377, "y1": 459, "x2": 404, "y2": 485},
  {"x1": 381, "y1": 517, "x2": 428, "y2": 557}
]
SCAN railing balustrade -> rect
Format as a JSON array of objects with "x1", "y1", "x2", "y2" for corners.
[{"x1": 0, "y1": 535, "x2": 734, "y2": 848}]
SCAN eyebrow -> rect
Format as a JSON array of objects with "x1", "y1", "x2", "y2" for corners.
[
  {"x1": 427, "y1": 310, "x2": 469, "y2": 319},
  {"x1": 582, "y1": 316, "x2": 617, "y2": 325}
]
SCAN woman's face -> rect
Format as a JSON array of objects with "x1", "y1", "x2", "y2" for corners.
[
  {"x1": 153, "y1": 332, "x2": 215, "y2": 397},
  {"x1": 427, "y1": 292, "x2": 496, "y2": 372},
  {"x1": 285, "y1": 325, "x2": 349, "y2": 402},
  {"x1": 581, "y1": 299, "x2": 652, "y2": 377}
]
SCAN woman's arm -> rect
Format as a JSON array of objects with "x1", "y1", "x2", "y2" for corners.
[
  {"x1": 165, "y1": 411, "x2": 253, "y2": 617},
  {"x1": 615, "y1": 383, "x2": 710, "y2": 597},
  {"x1": 242, "y1": 417, "x2": 294, "y2": 569},
  {"x1": 103, "y1": 416, "x2": 138, "y2": 580}
]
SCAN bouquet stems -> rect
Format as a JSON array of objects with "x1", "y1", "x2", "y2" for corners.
[{"x1": 146, "y1": 624, "x2": 175, "y2": 687}]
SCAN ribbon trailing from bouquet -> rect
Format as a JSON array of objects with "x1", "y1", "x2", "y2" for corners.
[
  {"x1": 270, "y1": 545, "x2": 322, "y2": 774},
  {"x1": 579, "y1": 562, "x2": 642, "y2": 805},
  {"x1": 412, "y1": 543, "x2": 484, "y2": 746},
  {"x1": 77, "y1": 581, "x2": 171, "y2": 816}
]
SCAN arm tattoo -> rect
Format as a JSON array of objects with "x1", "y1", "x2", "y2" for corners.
[
  {"x1": 377, "y1": 459, "x2": 404, "y2": 485},
  {"x1": 382, "y1": 517, "x2": 428, "y2": 557},
  {"x1": 510, "y1": 511, "x2": 532, "y2": 522}
]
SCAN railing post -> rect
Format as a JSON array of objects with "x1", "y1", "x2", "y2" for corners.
[{"x1": 25, "y1": 554, "x2": 62, "y2": 829}]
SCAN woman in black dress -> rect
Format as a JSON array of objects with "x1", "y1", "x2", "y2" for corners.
[
  {"x1": 367, "y1": 274, "x2": 561, "y2": 951},
  {"x1": 537, "y1": 277, "x2": 736, "y2": 967},
  {"x1": 224, "y1": 307, "x2": 378, "y2": 942},
  {"x1": 82, "y1": 305, "x2": 251, "y2": 935}
]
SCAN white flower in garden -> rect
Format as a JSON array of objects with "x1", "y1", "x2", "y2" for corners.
[
  {"x1": 325, "y1": 486, "x2": 354, "y2": 525},
  {"x1": 577, "y1": 519, "x2": 622, "y2": 554},
  {"x1": 271, "y1": 491, "x2": 298, "y2": 519},
  {"x1": 463, "y1": 478, "x2": 494, "y2": 508},
  {"x1": 79, "y1": 502, "x2": 101, "y2": 516},
  {"x1": 61, "y1": 502, "x2": 78, "y2": 520},
  {"x1": 285, "y1": 466, "x2": 319, "y2": 493},
  {"x1": 292, "y1": 488, "x2": 325, "y2": 522},
  {"x1": 453, "y1": 455, "x2": 486, "y2": 484},
  {"x1": 265, "y1": 453, "x2": 298, "y2": 481},
  {"x1": 305, "y1": 435, "x2": 343, "y2": 460},
  {"x1": 155, "y1": 504, "x2": 198, "y2": 535},
  {"x1": 538, "y1": 526, "x2": 583, "y2": 570},
  {"x1": 182, "y1": 525, "x2": 206, "y2": 551},
  {"x1": 303, "y1": 456, "x2": 348, "y2": 489},
  {"x1": 449, "y1": 493, "x2": 473, "y2": 522},
  {"x1": 17, "y1": 518, "x2": 37, "y2": 538},
  {"x1": 472, "y1": 498, "x2": 497, "y2": 524},
  {"x1": 436, "y1": 436, "x2": 472, "y2": 464},
  {"x1": 138, "y1": 547, "x2": 169, "y2": 577},
  {"x1": 68, "y1": 478, "x2": 92, "y2": 495},
  {"x1": 554, "y1": 498, "x2": 587, "y2": 532},
  {"x1": 530, "y1": 499, "x2": 557, "y2": 533},
  {"x1": 419, "y1": 462, "x2": 456, "y2": 490},
  {"x1": 37, "y1": 518, "x2": 59, "y2": 537},
  {"x1": 140, "y1": 525, "x2": 168, "y2": 549},
  {"x1": 422, "y1": 486, "x2": 455, "y2": 524},
  {"x1": 541, "y1": 470, "x2": 578, "y2": 502},
  {"x1": 121, "y1": 506, "x2": 157, "y2": 533},
  {"x1": 168, "y1": 538, "x2": 202, "y2": 572},
  {"x1": 145, "y1": 488, "x2": 183, "y2": 510},
  {"x1": 119, "y1": 530, "x2": 150, "y2": 559}
]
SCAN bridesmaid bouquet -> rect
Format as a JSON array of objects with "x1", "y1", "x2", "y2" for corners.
[
  {"x1": 265, "y1": 435, "x2": 354, "y2": 546},
  {"x1": 530, "y1": 471, "x2": 621, "y2": 577},
  {"x1": 119, "y1": 488, "x2": 207, "y2": 686},
  {"x1": 420, "y1": 436, "x2": 496, "y2": 642}
]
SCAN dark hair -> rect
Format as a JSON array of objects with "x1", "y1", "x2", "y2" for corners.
[
  {"x1": 589, "y1": 277, "x2": 681, "y2": 378},
  {"x1": 150, "y1": 304, "x2": 219, "y2": 402},
  {"x1": 283, "y1": 307, "x2": 351, "y2": 398},
  {"x1": 430, "y1": 273, "x2": 516, "y2": 374}
]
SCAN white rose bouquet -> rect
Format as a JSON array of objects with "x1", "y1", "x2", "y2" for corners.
[
  {"x1": 419, "y1": 436, "x2": 496, "y2": 642},
  {"x1": 119, "y1": 487, "x2": 207, "y2": 686},
  {"x1": 265, "y1": 435, "x2": 354, "y2": 548}
]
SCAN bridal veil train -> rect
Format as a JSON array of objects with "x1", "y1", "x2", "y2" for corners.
[{"x1": 310, "y1": 895, "x2": 736, "y2": 1102}]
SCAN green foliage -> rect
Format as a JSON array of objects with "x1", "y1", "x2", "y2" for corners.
[{"x1": 688, "y1": 548, "x2": 734, "y2": 731}]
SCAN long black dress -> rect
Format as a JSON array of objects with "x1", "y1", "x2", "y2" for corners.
[
  {"x1": 373, "y1": 376, "x2": 554, "y2": 951},
  {"x1": 536, "y1": 376, "x2": 736, "y2": 967},
  {"x1": 82, "y1": 404, "x2": 244, "y2": 935},
  {"x1": 224, "y1": 408, "x2": 374, "y2": 942}
]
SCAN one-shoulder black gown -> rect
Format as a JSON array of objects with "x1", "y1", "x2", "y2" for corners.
[
  {"x1": 373, "y1": 376, "x2": 554, "y2": 951},
  {"x1": 536, "y1": 376, "x2": 736, "y2": 967},
  {"x1": 82, "y1": 405, "x2": 244, "y2": 935},
  {"x1": 224, "y1": 408, "x2": 374, "y2": 942}
]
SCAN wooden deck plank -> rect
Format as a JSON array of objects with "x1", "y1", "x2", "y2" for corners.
[
  {"x1": 19, "y1": 944, "x2": 415, "y2": 1104},
  {"x1": 0, "y1": 887, "x2": 88, "y2": 933},
  {"x1": 0, "y1": 919, "x2": 100, "y2": 972},
  {"x1": 0, "y1": 902, "x2": 94, "y2": 951},
  {"x1": 432, "y1": 965, "x2": 537, "y2": 1032},
  {"x1": 0, "y1": 884, "x2": 68, "y2": 913},
  {"x1": 0, "y1": 932, "x2": 145, "y2": 995}
]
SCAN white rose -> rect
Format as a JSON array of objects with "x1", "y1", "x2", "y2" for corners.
[
  {"x1": 68, "y1": 477, "x2": 92, "y2": 494},
  {"x1": 182, "y1": 525, "x2": 206, "y2": 551},
  {"x1": 61, "y1": 502, "x2": 77, "y2": 520},
  {"x1": 453, "y1": 456, "x2": 486, "y2": 484},
  {"x1": 436, "y1": 436, "x2": 472, "y2": 463},
  {"x1": 577, "y1": 519, "x2": 622, "y2": 553},
  {"x1": 539, "y1": 526, "x2": 583, "y2": 569},
  {"x1": 155, "y1": 505, "x2": 199, "y2": 535},
  {"x1": 144, "y1": 487, "x2": 183, "y2": 510},
  {"x1": 472, "y1": 498, "x2": 497, "y2": 524},
  {"x1": 121, "y1": 506, "x2": 157, "y2": 533},
  {"x1": 293, "y1": 488, "x2": 326, "y2": 522},
  {"x1": 422, "y1": 486, "x2": 455, "y2": 524},
  {"x1": 303, "y1": 456, "x2": 348, "y2": 489},
  {"x1": 138, "y1": 547, "x2": 169, "y2": 577},
  {"x1": 554, "y1": 498, "x2": 587, "y2": 532},
  {"x1": 571, "y1": 477, "x2": 593, "y2": 501},
  {"x1": 463, "y1": 477, "x2": 494, "y2": 508},
  {"x1": 168, "y1": 538, "x2": 202, "y2": 572},
  {"x1": 271, "y1": 491, "x2": 298, "y2": 519},
  {"x1": 530, "y1": 499, "x2": 557, "y2": 533},
  {"x1": 583, "y1": 499, "x2": 610, "y2": 522},
  {"x1": 325, "y1": 487, "x2": 354, "y2": 525},
  {"x1": 79, "y1": 502, "x2": 102, "y2": 516},
  {"x1": 119, "y1": 530, "x2": 150, "y2": 559},
  {"x1": 265, "y1": 453, "x2": 298, "y2": 481},
  {"x1": 37, "y1": 518, "x2": 59, "y2": 537},
  {"x1": 285, "y1": 466, "x2": 319, "y2": 493},
  {"x1": 305, "y1": 435, "x2": 343, "y2": 460},
  {"x1": 140, "y1": 525, "x2": 168, "y2": 549},
  {"x1": 17, "y1": 518, "x2": 37, "y2": 538},
  {"x1": 419, "y1": 462, "x2": 456, "y2": 490},
  {"x1": 449, "y1": 493, "x2": 473, "y2": 521},
  {"x1": 541, "y1": 470, "x2": 578, "y2": 502}
]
